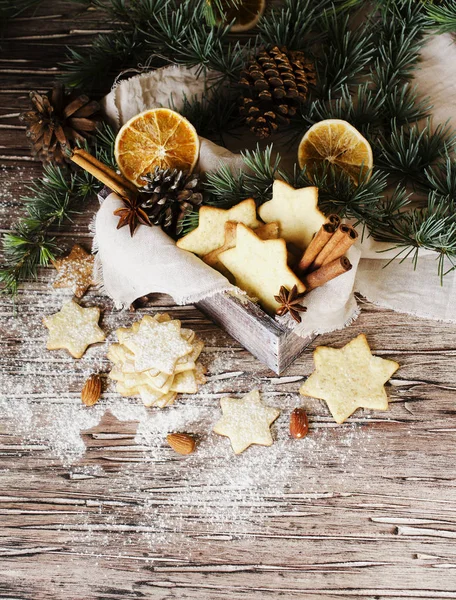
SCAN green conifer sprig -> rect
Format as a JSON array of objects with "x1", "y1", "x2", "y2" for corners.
[
  {"x1": 425, "y1": 153, "x2": 456, "y2": 198},
  {"x1": 370, "y1": 191, "x2": 456, "y2": 279},
  {"x1": 0, "y1": 123, "x2": 116, "y2": 298},
  {"x1": 202, "y1": 0, "x2": 242, "y2": 27},
  {"x1": 315, "y1": 10, "x2": 374, "y2": 98},
  {"x1": 377, "y1": 120, "x2": 456, "y2": 188},
  {"x1": 258, "y1": 0, "x2": 329, "y2": 51},
  {"x1": 425, "y1": 1, "x2": 456, "y2": 34}
]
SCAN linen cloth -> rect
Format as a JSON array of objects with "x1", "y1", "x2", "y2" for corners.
[{"x1": 94, "y1": 34, "x2": 456, "y2": 335}]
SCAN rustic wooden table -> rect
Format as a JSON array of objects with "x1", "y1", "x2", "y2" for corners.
[{"x1": 2, "y1": 3, "x2": 456, "y2": 599}]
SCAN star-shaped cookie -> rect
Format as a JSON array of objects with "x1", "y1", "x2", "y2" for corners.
[
  {"x1": 218, "y1": 224, "x2": 306, "y2": 313},
  {"x1": 43, "y1": 300, "x2": 105, "y2": 358},
  {"x1": 300, "y1": 334, "x2": 400, "y2": 424},
  {"x1": 176, "y1": 198, "x2": 261, "y2": 256},
  {"x1": 258, "y1": 180, "x2": 326, "y2": 250},
  {"x1": 122, "y1": 316, "x2": 193, "y2": 375},
  {"x1": 213, "y1": 390, "x2": 280, "y2": 454},
  {"x1": 52, "y1": 244, "x2": 95, "y2": 298}
]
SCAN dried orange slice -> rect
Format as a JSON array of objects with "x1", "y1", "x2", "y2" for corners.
[
  {"x1": 298, "y1": 119, "x2": 373, "y2": 183},
  {"x1": 220, "y1": 0, "x2": 265, "y2": 32},
  {"x1": 115, "y1": 108, "x2": 200, "y2": 186}
]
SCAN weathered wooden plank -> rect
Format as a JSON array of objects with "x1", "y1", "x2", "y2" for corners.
[{"x1": 1, "y1": 1, "x2": 456, "y2": 598}]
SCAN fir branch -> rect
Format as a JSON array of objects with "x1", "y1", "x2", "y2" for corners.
[
  {"x1": 425, "y1": 153, "x2": 456, "y2": 198},
  {"x1": 258, "y1": 0, "x2": 329, "y2": 51},
  {"x1": 425, "y1": 0, "x2": 456, "y2": 34},
  {"x1": 241, "y1": 145, "x2": 287, "y2": 204},
  {"x1": 315, "y1": 9, "x2": 374, "y2": 98},
  {"x1": 294, "y1": 164, "x2": 389, "y2": 225},
  {"x1": 205, "y1": 145, "x2": 285, "y2": 207},
  {"x1": 306, "y1": 85, "x2": 384, "y2": 142},
  {"x1": 377, "y1": 120, "x2": 456, "y2": 187},
  {"x1": 0, "y1": 124, "x2": 116, "y2": 298},
  {"x1": 61, "y1": 31, "x2": 146, "y2": 89},
  {"x1": 378, "y1": 83, "x2": 432, "y2": 126},
  {"x1": 174, "y1": 87, "x2": 241, "y2": 142},
  {"x1": 371, "y1": 190, "x2": 456, "y2": 279},
  {"x1": 179, "y1": 208, "x2": 200, "y2": 236},
  {"x1": 205, "y1": 164, "x2": 246, "y2": 208},
  {"x1": 202, "y1": 0, "x2": 242, "y2": 27}
]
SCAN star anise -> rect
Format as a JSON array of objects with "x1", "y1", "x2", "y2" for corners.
[
  {"x1": 113, "y1": 195, "x2": 151, "y2": 237},
  {"x1": 274, "y1": 285, "x2": 307, "y2": 323}
]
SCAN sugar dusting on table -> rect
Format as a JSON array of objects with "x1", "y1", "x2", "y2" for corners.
[{"x1": 0, "y1": 289, "x2": 377, "y2": 557}]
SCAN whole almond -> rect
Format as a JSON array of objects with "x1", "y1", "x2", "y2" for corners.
[
  {"x1": 290, "y1": 408, "x2": 309, "y2": 439},
  {"x1": 166, "y1": 433, "x2": 196, "y2": 455},
  {"x1": 81, "y1": 374, "x2": 102, "y2": 406}
]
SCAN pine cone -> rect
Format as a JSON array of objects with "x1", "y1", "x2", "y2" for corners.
[
  {"x1": 20, "y1": 84, "x2": 100, "y2": 164},
  {"x1": 139, "y1": 167, "x2": 203, "y2": 237},
  {"x1": 239, "y1": 46, "x2": 316, "y2": 138}
]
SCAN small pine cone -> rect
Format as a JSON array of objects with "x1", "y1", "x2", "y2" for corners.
[
  {"x1": 139, "y1": 167, "x2": 203, "y2": 237},
  {"x1": 239, "y1": 46, "x2": 316, "y2": 138},
  {"x1": 19, "y1": 83, "x2": 100, "y2": 164}
]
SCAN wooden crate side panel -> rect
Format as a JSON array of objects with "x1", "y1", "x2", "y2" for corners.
[
  {"x1": 196, "y1": 292, "x2": 283, "y2": 372},
  {"x1": 277, "y1": 328, "x2": 316, "y2": 372}
]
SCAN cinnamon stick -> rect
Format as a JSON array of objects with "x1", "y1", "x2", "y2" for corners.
[
  {"x1": 310, "y1": 224, "x2": 358, "y2": 271},
  {"x1": 298, "y1": 214, "x2": 340, "y2": 273},
  {"x1": 327, "y1": 214, "x2": 341, "y2": 229},
  {"x1": 73, "y1": 148, "x2": 137, "y2": 193},
  {"x1": 70, "y1": 149, "x2": 135, "y2": 199},
  {"x1": 303, "y1": 256, "x2": 352, "y2": 291}
]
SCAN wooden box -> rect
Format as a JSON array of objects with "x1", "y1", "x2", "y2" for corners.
[
  {"x1": 99, "y1": 187, "x2": 314, "y2": 374},
  {"x1": 196, "y1": 292, "x2": 315, "y2": 374}
]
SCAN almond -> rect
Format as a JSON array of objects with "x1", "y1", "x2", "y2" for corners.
[
  {"x1": 166, "y1": 433, "x2": 196, "y2": 455},
  {"x1": 290, "y1": 407, "x2": 309, "y2": 439},
  {"x1": 81, "y1": 374, "x2": 102, "y2": 406}
]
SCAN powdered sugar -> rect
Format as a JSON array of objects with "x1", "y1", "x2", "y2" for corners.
[{"x1": 0, "y1": 285, "x2": 376, "y2": 555}]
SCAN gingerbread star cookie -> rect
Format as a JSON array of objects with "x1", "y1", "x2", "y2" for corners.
[
  {"x1": 52, "y1": 244, "x2": 95, "y2": 298},
  {"x1": 258, "y1": 180, "x2": 326, "y2": 250},
  {"x1": 213, "y1": 389, "x2": 280, "y2": 454},
  {"x1": 218, "y1": 223, "x2": 306, "y2": 313},
  {"x1": 300, "y1": 334, "x2": 400, "y2": 424},
  {"x1": 43, "y1": 300, "x2": 105, "y2": 358},
  {"x1": 176, "y1": 198, "x2": 261, "y2": 256}
]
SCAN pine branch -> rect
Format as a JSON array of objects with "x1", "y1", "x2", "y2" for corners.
[
  {"x1": 204, "y1": 145, "x2": 285, "y2": 207},
  {"x1": 241, "y1": 145, "x2": 287, "y2": 203},
  {"x1": 0, "y1": 123, "x2": 117, "y2": 298},
  {"x1": 258, "y1": 0, "x2": 329, "y2": 51},
  {"x1": 425, "y1": 152, "x2": 456, "y2": 198},
  {"x1": 425, "y1": 1, "x2": 456, "y2": 34},
  {"x1": 370, "y1": 190, "x2": 456, "y2": 279},
  {"x1": 378, "y1": 83, "x2": 432, "y2": 126},
  {"x1": 174, "y1": 86, "x2": 241, "y2": 143},
  {"x1": 202, "y1": 0, "x2": 242, "y2": 27},
  {"x1": 204, "y1": 164, "x2": 246, "y2": 208},
  {"x1": 295, "y1": 164, "x2": 389, "y2": 225},
  {"x1": 315, "y1": 9, "x2": 374, "y2": 98},
  {"x1": 61, "y1": 31, "x2": 147, "y2": 90},
  {"x1": 142, "y1": 2, "x2": 247, "y2": 81},
  {"x1": 305, "y1": 85, "x2": 384, "y2": 142},
  {"x1": 179, "y1": 208, "x2": 200, "y2": 236},
  {"x1": 377, "y1": 120, "x2": 456, "y2": 188}
]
